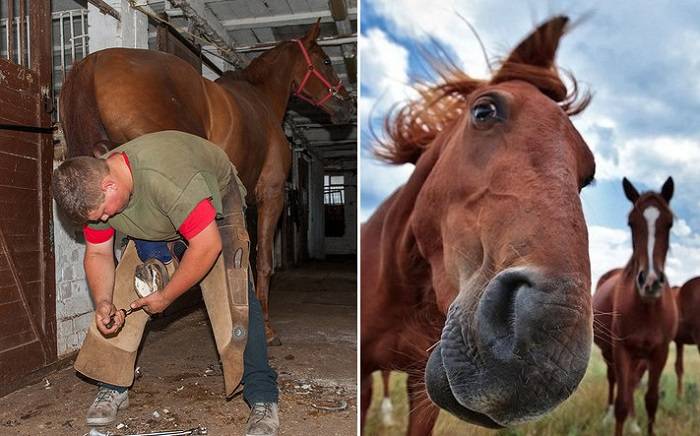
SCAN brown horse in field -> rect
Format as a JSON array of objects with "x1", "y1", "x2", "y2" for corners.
[
  {"x1": 593, "y1": 177, "x2": 678, "y2": 436},
  {"x1": 59, "y1": 22, "x2": 354, "y2": 345},
  {"x1": 361, "y1": 16, "x2": 596, "y2": 433},
  {"x1": 674, "y1": 278, "x2": 700, "y2": 397}
]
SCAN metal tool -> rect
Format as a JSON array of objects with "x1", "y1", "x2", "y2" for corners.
[
  {"x1": 105, "y1": 258, "x2": 169, "y2": 329},
  {"x1": 105, "y1": 307, "x2": 138, "y2": 329},
  {"x1": 116, "y1": 426, "x2": 208, "y2": 436}
]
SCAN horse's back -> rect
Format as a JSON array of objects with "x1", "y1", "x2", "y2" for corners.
[
  {"x1": 93, "y1": 48, "x2": 211, "y2": 142},
  {"x1": 61, "y1": 47, "x2": 211, "y2": 156},
  {"x1": 60, "y1": 48, "x2": 274, "y2": 192}
]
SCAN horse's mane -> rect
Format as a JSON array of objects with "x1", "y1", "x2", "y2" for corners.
[{"x1": 375, "y1": 33, "x2": 591, "y2": 165}]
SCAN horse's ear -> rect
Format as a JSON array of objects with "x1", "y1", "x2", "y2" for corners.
[
  {"x1": 661, "y1": 177, "x2": 674, "y2": 203},
  {"x1": 622, "y1": 177, "x2": 640, "y2": 203},
  {"x1": 302, "y1": 18, "x2": 321, "y2": 44},
  {"x1": 494, "y1": 15, "x2": 568, "y2": 76}
]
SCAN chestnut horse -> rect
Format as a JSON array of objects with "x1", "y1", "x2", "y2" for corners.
[
  {"x1": 593, "y1": 177, "x2": 678, "y2": 436},
  {"x1": 59, "y1": 22, "x2": 354, "y2": 345},
  {"x1": 674, "y1": 278, "x2": 700, "y2": 397},
  {"x1": 361, "y1": 16, "x2": 596, "y2": 433}
]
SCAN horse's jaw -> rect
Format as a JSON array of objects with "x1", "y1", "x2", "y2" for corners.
[{"x1": 426, "y1": 267, "x2": 592, "y2": 427}]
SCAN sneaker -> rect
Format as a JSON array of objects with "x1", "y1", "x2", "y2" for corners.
[
  {"x1": 245, "y1": 402, "x2": 279, "y2": 436},
  {"x1": 86, "y1": 386, "x2": 129, "y2": 426}
]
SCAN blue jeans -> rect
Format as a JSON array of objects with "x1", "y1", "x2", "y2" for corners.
[{"x1": 110, "y1": 239, "x2": 279, "y2": 404}]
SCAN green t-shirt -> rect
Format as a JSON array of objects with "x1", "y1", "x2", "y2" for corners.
[{"x1": 88, "y1": 130, "x2": 241, "y2": 241}]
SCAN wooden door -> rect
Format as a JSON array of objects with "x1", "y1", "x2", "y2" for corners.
[{"x1": 0, "y1": 0, "x2": 55, "y2": 396}]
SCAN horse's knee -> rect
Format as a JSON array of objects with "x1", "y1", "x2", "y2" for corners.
[{"x1": 256, "y1": 257, "x2": 273, "y2": 279}]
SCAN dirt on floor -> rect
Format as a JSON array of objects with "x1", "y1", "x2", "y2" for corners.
[{"x1": 0, "y1": 258, "x2": 357, "y2": 436}]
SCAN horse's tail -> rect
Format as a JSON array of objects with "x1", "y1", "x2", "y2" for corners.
[{"x1": 59, "y1": 53, "x2": 116, "y2": 158}]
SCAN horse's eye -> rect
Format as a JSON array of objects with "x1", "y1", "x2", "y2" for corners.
[
  {"x1": 323, "y1": 58, "x2": 332, "y2": 65},
  {"x1": 471, "y1": 98, "x2": 501, "y2": 129}
]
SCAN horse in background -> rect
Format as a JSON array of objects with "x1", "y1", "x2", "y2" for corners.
[
  {"x1": 362, "y1": 16, "x2": 596, "y2": 434},
  {"x1": 593, "y1": 177, "x2": 678, "y2": 436},
  {"x1": 59, "y1": 21, "x2": 354, "y2": 346},
  {"x1": 674, "y1": 278, "x2": 700, "y2": 397}
]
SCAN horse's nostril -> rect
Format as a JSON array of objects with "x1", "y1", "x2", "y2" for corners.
[
  {"x1": 637, "y1": 270, "x2": 646, "y2": 287},
  {"x1": 658, "y1": 271, "x2": 666, "y2": 284},
  {"x1": 476, "y1": 269, "x2": 535, "y2": 358}
]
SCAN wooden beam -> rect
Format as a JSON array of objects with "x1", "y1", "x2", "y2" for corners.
[
  {"x1": 167, "y1": 0, "x2": 246, "y2": 68},
  {"x1": 220, "y1": 8, "x2": 358, "y2": 30},
  {"x1": 87, "y1": 0, "x2": 121, "y2": 21}
]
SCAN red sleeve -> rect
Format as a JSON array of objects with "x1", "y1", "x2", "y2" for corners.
[
  {"x1": 83, "y1": 225, "x2": 115, "y2": 244},
  {"x1": 178, "y1": 198, "x2": 216, "y2": 240}
]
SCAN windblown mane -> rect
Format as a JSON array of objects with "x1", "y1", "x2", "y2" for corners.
[{"x1": 375, "y1": 26, "x2": 591, "y2": 165}]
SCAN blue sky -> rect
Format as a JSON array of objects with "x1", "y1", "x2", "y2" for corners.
[{"x1": 359, "y1": 0, "x2": 700, "y2": 286}]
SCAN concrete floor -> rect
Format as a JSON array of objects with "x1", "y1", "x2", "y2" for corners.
[{"x1": 0, "y1": 258, "x2": 357, "y2": 435}]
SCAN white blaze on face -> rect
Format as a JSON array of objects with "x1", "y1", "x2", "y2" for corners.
[{"x1": 643, "y1": 206, "x2": 660, "y2": 275}]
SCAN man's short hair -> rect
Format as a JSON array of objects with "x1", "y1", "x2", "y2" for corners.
[{"x1": 52, "y1": 156, "x2": 110, "y2": 224}]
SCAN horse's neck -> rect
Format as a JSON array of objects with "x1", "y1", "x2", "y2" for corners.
[
  {"x1": 240, "y1": 43, "x2": 299, "y2": 120},
  {"x1": 375, "y1": 152, "x2": 441, "y2": 303}
]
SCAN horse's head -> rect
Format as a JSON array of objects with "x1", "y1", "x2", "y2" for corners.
[
  {"x1": 622, "y1": 177, "x2": 674, "y2": 300},
  {"x1": 380, "y1": 17, "x2": 595, "y2": 426},
  {"x1": 290, "y1": 20, "x2": 355, "y2": 124}
]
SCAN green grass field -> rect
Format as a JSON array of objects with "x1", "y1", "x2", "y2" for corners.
[{"x1": 364, "y1": 346, "x2": 700, "y2": 435}]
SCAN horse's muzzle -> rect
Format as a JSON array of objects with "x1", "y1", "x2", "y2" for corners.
[{"x1": 426, "y1": 267, "x2": 592, "y2": 426}]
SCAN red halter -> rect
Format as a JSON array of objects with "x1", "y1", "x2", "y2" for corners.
[{"x1": 291, "y1": 39, "x2": 345, "y2": 108}]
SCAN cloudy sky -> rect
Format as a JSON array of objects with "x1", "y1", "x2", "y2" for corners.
[{"x1": 359, "y1": 0, "x2": 700, "y2": 287}]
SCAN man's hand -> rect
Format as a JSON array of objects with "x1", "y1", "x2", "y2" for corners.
[
  {"x1": 130, "y1": 290, "x2": 173, "y2": 315},
  {"x1": 95, "y1": 300, "x2": 124, "y2": 335}
]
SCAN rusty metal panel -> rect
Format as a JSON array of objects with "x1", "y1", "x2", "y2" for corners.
[{"x1": 0, "y1": 0, "x2": 55, "y2": 397}]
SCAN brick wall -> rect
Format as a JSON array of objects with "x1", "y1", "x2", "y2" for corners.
[{"x1": 52, "y1": 166, "x2": 93, "y2": 357}]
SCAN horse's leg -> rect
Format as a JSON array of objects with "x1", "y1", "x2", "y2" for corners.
[
  {"x1": 628, "y1": 360, "x2": 645, "y2": 433},
  {"x1": 605, "y1": 363, "x2": 616, "y2": 422},
  {"x1": 255, "y1": 185, "x2": 285, "y2": 346},
  {"x1": 253, "y1": 132, "x2": 292, "y2": 346},
  {"x1": 675, "y1": 341, "x2": 684, "y2": 398},
  {"x1": 407, "y1": 374, "x2": 438, "y2": 436},
  {"x1": 380, "y1": 370, "x2": 395, "y2": 427},
  {"x1": 644, "y1": 346, "x2": 669, "y2": 436},
  {"x1": 360, "y1": 372, "x2": 372, "y2": 434},
  {"x1": 613, "y1": 348, "x2": 632, "y2": 436}
]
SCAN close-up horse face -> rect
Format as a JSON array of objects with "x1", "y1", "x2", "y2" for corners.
[
  {"x1": 292, "y1": 22, "x2": 355, "y2": 124},
  {"x1": 403, "y1": 17, "x2": 598, "y2": 427},
  {"x1": 623, "y1": 177, "x2": 674, "y2": 299}
]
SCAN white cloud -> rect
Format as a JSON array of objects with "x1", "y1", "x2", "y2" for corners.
[
  {"x1": 359, "y1": 28, "x2": 416, "y2": 118},
  {"x1": 588, "y1": 224, "x2": 700, "y2": 291},
  {"x1": 673, "y1": 218, "x2": 692, "y2": 238},
  {"x1": 588, "y1": 225, "x2": 631, "y2": 288},
  {"x1": 360, "y1": 158, "x2": 415, "y2": 223}
]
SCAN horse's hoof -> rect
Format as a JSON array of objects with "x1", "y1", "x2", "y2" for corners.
[
  {"x1": 267, "y1": 336, "x2": 282, "y2": 346},
  {"x1": 629, "y1": 419, "x2": 641, "y2": 434},
  {"x1": 602, "y1": 405, "x2": 614, "y2": 424}
]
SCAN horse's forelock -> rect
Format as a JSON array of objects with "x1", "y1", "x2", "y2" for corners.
[{"x1": 490, "y1": 62, "x2": 591, "y2": 116}]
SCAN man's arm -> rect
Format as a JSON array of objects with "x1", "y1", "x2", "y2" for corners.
[
  {"x1": 130, "y1": 221, "x2": 222, "y2": 314},
  {"x1": 84, "y1": 236, "x2": 122, "y2": 334}
]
